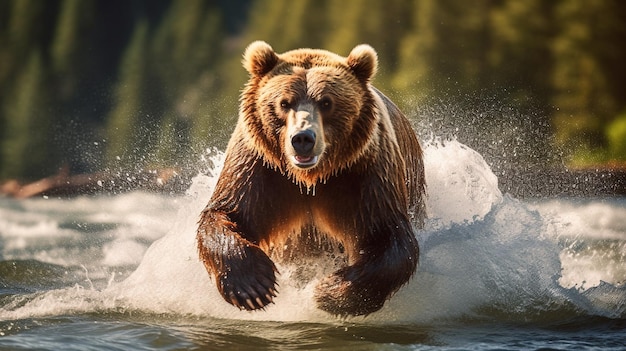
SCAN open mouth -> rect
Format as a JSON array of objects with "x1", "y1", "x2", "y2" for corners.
[{"x1": 292, "y1": 155, "x2": 319, "y2": 168}]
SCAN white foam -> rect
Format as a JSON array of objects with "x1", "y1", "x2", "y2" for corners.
[
  {"x1": 102, "y1": 239, "x2": 148, "y2": 267},
  {"x1": 530, "y1": 199, "x2": 626, "y2": 290},
  {"x1": 423, "y1": 139, "x2": 502, "y2": 227},
  {"x1": 531, "y1": 199, "x2": 626, "y2": 240}
]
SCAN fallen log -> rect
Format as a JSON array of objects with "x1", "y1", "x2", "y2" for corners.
[{"x1": 0, "y1": 166, "x2": 191, "y2": 199}]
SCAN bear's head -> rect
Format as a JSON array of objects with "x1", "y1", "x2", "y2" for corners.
[{"x1": 240, "y1": 41, "x2": 381, "y2": 189}]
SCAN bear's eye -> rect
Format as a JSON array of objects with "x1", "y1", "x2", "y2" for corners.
[
  {"x1": 279, "y1": 99, "x2": 291, "y2": 110},
  {"x1": 319, "y1": 97, "x2": 333, "y2": 111}
]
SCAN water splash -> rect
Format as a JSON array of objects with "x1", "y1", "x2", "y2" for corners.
[
  {"x1": 1, "y1": 141, "x2": 624, "y2": 323},
  {"x1": 105, "y1": 139, "x2": 626, "y2": 323}
]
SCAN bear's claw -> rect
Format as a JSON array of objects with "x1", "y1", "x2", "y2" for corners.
[
  {"x1": 215, "y1": 245, "x2": 279, "y2": 311},
  {"x1": 222, "y1": 278, "x2": 277, "y2": 310},
  {"x1": 314, "y1": 271, "x2": 386, "y2": 317}
]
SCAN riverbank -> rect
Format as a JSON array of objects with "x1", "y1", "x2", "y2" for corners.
[{"x1": 1, "y1": 165, "x2": 624, "y2": 199}]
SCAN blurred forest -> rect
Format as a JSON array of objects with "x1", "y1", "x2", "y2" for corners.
[{"x1": 1, "y1": 0, "x2": 626, "y2": 183}]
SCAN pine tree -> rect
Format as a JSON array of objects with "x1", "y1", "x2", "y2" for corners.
[
  {"x1": 393, "y1": 0, "x2": 494, "y2": 104},
  {"x1": 0, "y1": 0, "x2": 61, "y2": 180},
  {"x1": 151, "y1": 0, "x2": 226, "y2": 166},
  {"x1": 551, "y1": 0, "x2": 622, "y2": 164},
  {"x1": 607, "y1": 112, "x2": 626, "y2": 160},
  {"x1": 104, "y1": 20, "x2": 153, "y2": 169},
  {"x1": 393, "y1": 0, "x2": 437, "y2": 104},
  {"x1": 244, "y1": 0, "x2": 328, "y2": 52},
  {"x1": 324, "y1": 0, "x2": 409, "y2": 91},
  {"x1": 1, "y1": 50, "x2": 56, "y2": 180},
  {"x1": 489, "y1": 0, "x2": 553, "y2": 104}
]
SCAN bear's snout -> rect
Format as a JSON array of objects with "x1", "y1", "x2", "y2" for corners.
[
  {"x1": 291, "y1": 130, "x2": 316, "y2": 155},
  {"x1": 290, "y1": 129, "x2": 319, "y2": 168},
  {"x1": 285, "y1": 105, "x2": 325, "y2": 169}
]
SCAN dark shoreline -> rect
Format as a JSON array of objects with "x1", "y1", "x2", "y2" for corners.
[
  {"x1": 497, "y1": 168, "x2": 626, "y2": 198},
  {"x1": 1, "y1": 166, "x2": 624, "y2": 200}
]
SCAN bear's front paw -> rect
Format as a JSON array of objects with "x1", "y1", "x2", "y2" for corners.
[
  {"x1": 314, "y1": 270, "x2": 386, "y2": 317},
  {"x1": 217, "y1": 246, "x2": 279, "y2": 311}
]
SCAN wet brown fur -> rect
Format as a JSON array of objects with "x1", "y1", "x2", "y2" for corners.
[{"x1": 197, "y1": 41, "x2": 425, "y2": 316}]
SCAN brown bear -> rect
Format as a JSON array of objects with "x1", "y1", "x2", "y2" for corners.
[{"x1": 196, "y1": 41, "x2": 426, "y2": 316}]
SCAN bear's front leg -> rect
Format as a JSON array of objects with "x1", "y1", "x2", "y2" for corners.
[
  {"x1": 314, "y1": 226, "x2": 419, "y2": 316},
  {"x1": 197, "y1": 209, "x2": 278, "y2": 311}
]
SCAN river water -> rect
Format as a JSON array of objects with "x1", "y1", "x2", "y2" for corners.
[{"x1": 1, "y1": 140, "x2": 625, "y2": 350}]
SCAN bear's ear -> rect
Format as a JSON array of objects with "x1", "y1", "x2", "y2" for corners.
[
  {"x1": 243, "y1": 41, "x2": 279, "y2": 77},
  {"x1": 347, "y1": 44, "x2": 378, "y2": 83}
]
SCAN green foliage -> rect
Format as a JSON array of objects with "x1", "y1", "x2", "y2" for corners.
[
  {"x1": 0, "y1": 1, "x2": 50, "y2": 180},
  {"x1": 607, "y1": 112, "x2": 626, "y2": 160},
  {"x1": 51, "y1": 0, "x2": 96, "y2": 94},
  {"x1": 105, "y1": 20, "x2": 152, "y2": 168},
  {"x1": 245, "y1": 0, "x2": 327, "y2": 51},
  {"x1": 150, "y1": 0, "x2": 227, "y2": 164},
  {"x1": 551, "y1": 0, "x2": 626, "y2": 161},
  {"x1": 1, "y1": 50, "x2": 57, "y2": 180},
  {"x1": 393, "y1": 0, "x2": 436, "y2": 102},
  {"x1": 103, "y1": 0, "x2": 228, "y2": 170},
  {"x1": 1, "y1": 0, "x2": 626, "y2": 181}
]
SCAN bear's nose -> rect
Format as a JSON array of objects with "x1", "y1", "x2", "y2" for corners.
[{"x1": 291, "y1": 130, "x2": 316, "y2": 155}]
